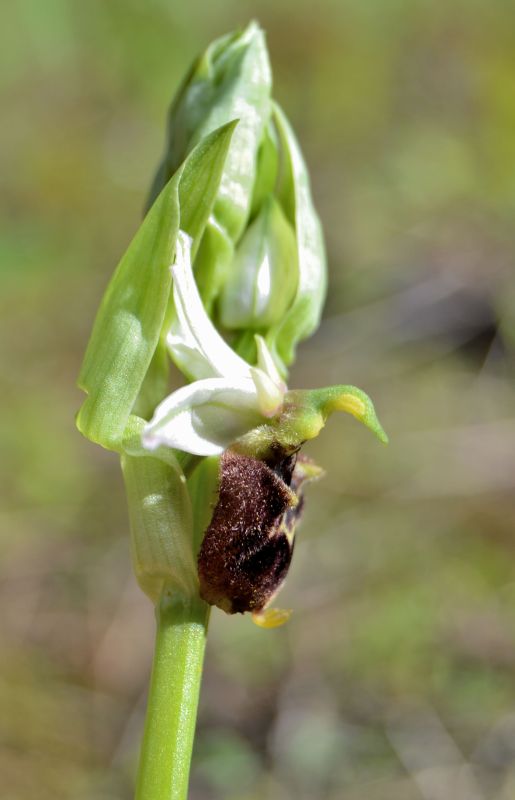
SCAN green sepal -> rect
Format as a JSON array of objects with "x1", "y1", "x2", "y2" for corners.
[
  {"x1": 266, "y1": 101, "x2": 327, "y2": 374},
  {"x1": 178, "y1": 121, "x2": 238, "y2": 251},
  {"x1": 219, "y1": 196, "x2": 298, "y2": 330},
  {"x1": 147, "y1": 21, "x2": 272, "y2": 242},
  {"x1": 77, "y1": 123, "x2": 236, "y2": 451},
  {"x1": 282, "y1": 385, "x2": 389, "y2": 445},
  {"x1": 234, "y1": 385, "x2": 388, "y2": 460},
  {"x1": 77, "y1": 170, "x2": 182, "y2": 450},
  {"x1": 193, "y1": 217, "x2": 234, "y2": 314},
  {"x1": 131, "y1": 340, "x2": 169, "y2": 422},
  {"x1": 249, "y1": 120, "x2": 279, "y2": 219}
]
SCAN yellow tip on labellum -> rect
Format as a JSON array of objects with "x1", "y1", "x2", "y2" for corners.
[
  {"x1": 322, "y1": 386, "x2": 389, "y2": 444},
  {"x1": 252, "y1": 608, "x2": 292, "y2": 628},
  {"x1": 331, "y1": 392, "x2": 366, "y2": 420},
  {"x1": 282, "y1": 385, "x2": 388, "y2": 448}
]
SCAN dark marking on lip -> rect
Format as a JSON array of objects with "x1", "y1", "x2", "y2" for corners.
[{"x1": 197, "y1": 448, "x2": 318, "y2": 615}]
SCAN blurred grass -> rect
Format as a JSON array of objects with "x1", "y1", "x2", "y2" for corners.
[{"x1": 2, "y1": 1, "x2": 515, "y2": 798}]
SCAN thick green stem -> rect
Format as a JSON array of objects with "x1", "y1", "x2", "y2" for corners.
[{"x1": 135, "y1": 590, "x2": 210, "y2": 800}]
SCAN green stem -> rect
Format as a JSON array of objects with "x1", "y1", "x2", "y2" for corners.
[{"x1": 135, "y1": 590, "x2": 210, "y2": 800}]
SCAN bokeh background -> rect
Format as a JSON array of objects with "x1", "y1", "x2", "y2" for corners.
[{"x1": 2, "y1": 1, "x2": 515, "y2": 798}]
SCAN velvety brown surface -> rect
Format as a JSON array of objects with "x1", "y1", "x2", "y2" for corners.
[{"x1": 198, "y1": 450, "x2": 296, "y2": 613}]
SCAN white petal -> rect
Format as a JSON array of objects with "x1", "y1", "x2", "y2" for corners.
[
  {"x1": 250, "y1": 367, "x2": 284, "y2": 417},
  {"x1": 168, "y1": 232, "x2": 252, "y2": 381},
  {"x1": 142, "y1": 377, "x2": 264, "y2": 456},
  {"x1": 165, "y1": 338, "x2": 215, "y2": 381},
  {"x1": 255, "y1": 334, "x2": 285, "y2": 389}
]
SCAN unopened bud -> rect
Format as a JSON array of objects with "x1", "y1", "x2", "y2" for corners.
[
  {"x1": 219, "y1": 196, "x2": 298, "y2": 330},
  {"x1": 147, "y1": 21, "x2": 272, "y2": 242},
  {"x1": 146, "y1": 23, "x2": 327, "y2": 378}
]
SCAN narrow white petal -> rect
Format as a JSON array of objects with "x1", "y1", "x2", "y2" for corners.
[
  {"x1": 250, "y1": 367, "x2": 284, "y2": 417},
  {"x1": 142, "y1": 377, "x2": 264, "y2": 456},
  {"x1": 168, "y1": 232, "x2": 252, "y2": 381},
  {"x1": 255, "y1": 334, "x2": 285, "y2": 389}
]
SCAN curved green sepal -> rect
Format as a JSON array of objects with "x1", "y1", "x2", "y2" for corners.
[
  {"x1": 77, "y1": 123, "x2": 237, "y2": 451},
  {"x1": 178, "y1": 121, "x2": 238, "y2": 252},
  {"x1": 77, "y1": 170, "x2": 182, "y2": 451},
  {"x1": 234, "y1": 385, "x2": 387, "y2": 460},
  {"x1": 287, "y1": 385, "x2": 389, "y2": 444},
  {"x1": 266, "y1": 101, "x2": 327, "y2": 374}
]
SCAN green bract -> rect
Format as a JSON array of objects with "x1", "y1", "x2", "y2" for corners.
[
  {"x1": 121, "y1": 450, "x2": 197, "y2": 603},
  {"x1": 77, "y1": 123, "x2": 236, "y2": 450}
]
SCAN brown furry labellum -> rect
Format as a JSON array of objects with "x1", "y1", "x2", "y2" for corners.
[{"x1": 198, "y1": 448, "x2": 317, "y2": 615}]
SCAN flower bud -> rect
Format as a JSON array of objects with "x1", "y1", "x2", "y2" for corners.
[
  {"x1": 218, "y1": 196, "x2": 298, "y2": 330},
  {"x1": 147, "y1": 21, "x2": 272, "y2": 242},
  {"x1": 146, "y1": 23, "x2": 327, "y2": 377}
]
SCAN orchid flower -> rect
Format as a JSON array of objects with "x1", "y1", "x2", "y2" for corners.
[
  {"x1": 76, "y1": 23, "x2": 390, "y2": 800},
  {"x1": 142, "y1": 232, "x2": 286, "y2": 456}
]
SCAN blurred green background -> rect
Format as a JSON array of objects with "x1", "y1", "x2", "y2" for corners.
[{"x1": 2, "y1": 1, "x2": 515, "y2": 798}]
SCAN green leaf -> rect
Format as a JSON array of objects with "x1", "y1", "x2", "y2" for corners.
[
  {"x1": 121, "y1": 414, "x2": 202, "y2": 477},
  {"x1": 77, "y1": 123, "x2": 237, "y2": 450},
  {"x1": 267, "y1": 101, "x2": 327, "y2": 372}
]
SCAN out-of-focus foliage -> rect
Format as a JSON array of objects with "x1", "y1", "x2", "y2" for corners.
[{"x1": 2, "y1": 1, "x2": 515, "y2": 799}]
